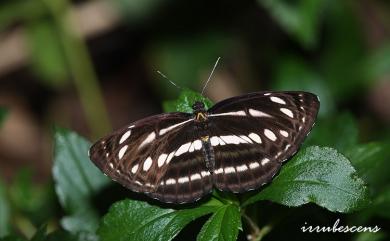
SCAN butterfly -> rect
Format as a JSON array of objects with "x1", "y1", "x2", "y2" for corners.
[{"x1": 89, "y1": 91, "x2": 320, "y2": 204}]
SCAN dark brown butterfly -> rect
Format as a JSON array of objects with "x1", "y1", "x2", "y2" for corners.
[{"x1": 89, "y1": 91, "x2": 320, "y2": 204}]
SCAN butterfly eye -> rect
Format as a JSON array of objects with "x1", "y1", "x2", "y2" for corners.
[{"x1": 89, "y1": 91, "x2": 319, "y2": 204}]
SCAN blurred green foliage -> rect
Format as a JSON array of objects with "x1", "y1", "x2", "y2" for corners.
[
  {"x1": 53, "y1": 129, "x2": 109, "y2": 240},
  {"x1": 0, "y1": 109, "x2": 8, "y2": 127},
  {"x1": 259, "y1": 0, "x2": 325, "y2": 49},
  {"x1": 0, "y1": 0, "x2": 389, "y2": 240}
]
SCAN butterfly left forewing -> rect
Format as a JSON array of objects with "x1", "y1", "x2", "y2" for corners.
[{"x1": 89, "y1": 112, "x2": 213, "y2": 203}]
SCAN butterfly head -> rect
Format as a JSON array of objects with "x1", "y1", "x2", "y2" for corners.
[{"x1": 192, "y1": 101, "x2": 207, "y2": 121}]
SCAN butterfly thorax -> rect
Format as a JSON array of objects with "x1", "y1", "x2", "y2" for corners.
[{"x1": 192, "y1": 101, "x2": 208, "y2": 122}]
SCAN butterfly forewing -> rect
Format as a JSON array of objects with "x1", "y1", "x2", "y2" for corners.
[
  {"x1": 89, "y1": 112, "x2": 213, "y2": 203},
  {"x1": 89, "y1": 91, "x2": 319, "y2": 204}
]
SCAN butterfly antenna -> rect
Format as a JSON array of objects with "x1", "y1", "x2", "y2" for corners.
[
  {"x1": 201, "y1": 57, "x2": 221, "y2": 95},
  {"x1": 157, "y1": 70, "x2": 183, "y2": 90}
]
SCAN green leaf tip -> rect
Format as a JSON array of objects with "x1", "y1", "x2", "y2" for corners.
[
  {"x1": 52, "y1": 128, "x2": 109, "y2": 235},
  {"x1": 197, "y1": 203, "x2": 242, "y2": 241},
  {"x1": 163, "y1": 89, "x2": 213, "y2": 113},
  {"x1": 243, "y1": 146, "x2": 370, "y2": 213}
]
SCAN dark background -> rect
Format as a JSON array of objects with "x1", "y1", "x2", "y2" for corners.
[{"x1": 0, "y1": 0, "x2": 389, "y2": 240}]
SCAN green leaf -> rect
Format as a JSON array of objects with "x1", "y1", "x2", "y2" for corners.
[
  {"x1": 26, "y1": 19, "x2": 69, "y2": 87},
  {"x1": 8, "y1": 169, "x2": 56, "y2": 224},
  {"x1": 0, "y1": 1, "x2": 45, "y2": 32},
  {"x1": 320, "y1": 1, "x2": 367, "y2": 99},
  {"x1": 53, "y1": 128, "x2": 110, "y2": 235},
  {"x1": 197, "y1": 203, "x2": 241, "y2": 241},
  {"x1": 0, "y1": 108, "x2": 8, "y2": 127},
  {"x1": 163, "y1": 89, "x2": 213, "y2": 113},
  {"x1": 0, "y1": 179, "x2": 10, "y2": 238},
  {"x1": 369, "y1": 187, "x2": 390, "y2": 219},
  {"x1": 305, "y1": 113, "x2": 358, "y2": 153},
  {"x1": 259, "y1": 0, "x2": 325, "y2": 49},
  {"x1": 0, "y1": 235, "x2": 27, "y2": 241},
  {"x1": 30, "y1": 225, "x2": 47, "y2": 241},
  {"x1": 354, "y1": 231, "x2": 387, "y2": 241},
  {"x1": 346, "y1": 143, "x2": 390, "y2": 220},
  {"x1": 98, "y1": 199, "x2": 222, "y2": 241},
  {"x1": 243, "y1": 146, "x2": 369, "y2": 213},
  {"x1": 345, "y1": 142, "x2": 390, "y2": 190}
]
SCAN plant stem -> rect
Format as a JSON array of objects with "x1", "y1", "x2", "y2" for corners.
[
  {"x1": 14, "y1": 214, "x2": 36, "y2": 239},
  {"x1": 242, "y1": 212, "x2": 274, "y2": 241},
  {"x1": 42, "y1": 0, "x2": 111, "y2": 138}
]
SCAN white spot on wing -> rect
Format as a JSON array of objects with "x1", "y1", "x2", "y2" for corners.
[
  {"x1": 189, "y1": 142, "x2": 195, "y2": 152},
  {"x1": 264, "y1": 129, "x2": 277, "y2": 141},
  {"x1": 220, "y1": 135, "x2": 241, "y2": 144},
  {"x1": 280, "y1": 108, "x2": 294, "y2": 118},
  {"x1": 209, "y1": 111, "x2": 246, "y2": 117},
  {"x1": 118, "y1": 145, "x2": 128, "y2": 159},
  {"x1": 159, "y1": 119, "x2": 192, "y2": 135},
  {"x1": 240, "y1": 135, "x2": 253, "y2": 144},
  {"x1": 264, "y1": 93, "x2": 271, "y2": 96},
  {"x1": 237, "y1": 164, "x2": 248, "y2": 172},
  {"x1": 157, "y1": 153, "x2": 168, "y2": 167},
  {"x1": 139, "y1": 132, "x2": 156, "y2": 149},
  {"x1": 249, "y1": 109, "x2": 272, "y2": 118},
  {"x1": 248, "y1": 133, "x2": 262, "y2": 143},
  {"x1": 178, "y1": 176, "x2": 190, "y2": 184},
  {"x1": 210, "y1": 136, "x2": 220, "y2": 146},
  {"x1": 214, "y1": 168, "x2": 224, "y2": 174},
  {"x1": 249, "y1": 162, "x2": 260, "y2": 169},
  {"x1": 284, "y1": 144, "x2": 291, "y2": 151},
  {"x1": 190, "y1": 173, "x2": 201, "y2": 181},
  {"x1": 109, "y1": 163, "x2": 114, "y2": 169},
  {"x1": 201, "y1": 171, "x2": 210, "y2": 177},
  {"x1": 166, "y1": 152, "x2": 175, "y2": 164},
  {"x1": 193, "y1": 140, "x2": 202, "y2": 150},
  {"x1": 175, "y1": 142, "x2": 191, "y2": 156},
  {"x1": 119, "y1": 130, "x2": 131, "y2": 144},
  {"x1": 143, "y1": 157, "x2": 153, "y2": 171},
  {"x1": 224, "y1": 166, "x2": 236, "y2": 174},
  {"x1": 166, "y1": 178, "x2": 176, "y2": 185},
  {"x1": 131, "y1": 164, "x2": 139, "y2": 174},
  {"x1": 261, "y1": 158, "x2": 270, "y2": 165},
  {"x1": 270, "y1": 96, "x2": 286, "y2": 105},
  {"x1": 279, "y1": 130, "x2": 289, "y2": 137}
]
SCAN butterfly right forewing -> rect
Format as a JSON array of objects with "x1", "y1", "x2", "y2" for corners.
[{"x1": 207, "y1": 91, "x2": 320, "y2": 193}]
